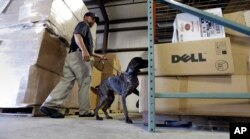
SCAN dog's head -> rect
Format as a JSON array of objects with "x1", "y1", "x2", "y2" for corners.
[{"x1": 126, "y1": 57, "x2": 148, "y2": 73}]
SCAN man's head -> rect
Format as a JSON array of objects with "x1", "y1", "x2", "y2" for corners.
[{"x1": 84, "y1": 12, "x2": 99, "y2": 27}]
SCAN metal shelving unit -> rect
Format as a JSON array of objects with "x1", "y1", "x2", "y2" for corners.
[{"x1": 147, "y1": 0, "x2": 250, "y2": 132}]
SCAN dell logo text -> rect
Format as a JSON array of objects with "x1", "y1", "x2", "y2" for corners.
[{"x1": 172, "y1": 53, "x2": 206, "y2": 63}]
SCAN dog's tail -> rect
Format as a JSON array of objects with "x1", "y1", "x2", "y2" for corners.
[{"x1": 90, "y1": 86, "x2": 99, "y2": 94}]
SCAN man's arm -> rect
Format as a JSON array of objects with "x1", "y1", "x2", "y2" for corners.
[
  {"x1": 74, "y1": 34, "x2": 90, "y2": 61},
  {"x1": 92, "y1": 52, "x2": 106, "y2": 60}
]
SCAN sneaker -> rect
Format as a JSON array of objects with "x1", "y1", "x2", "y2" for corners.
[
  {"x1": 40, "y1": 106, "x2": 64, "y2": 118},
  {"x1": 79, "y1": 111, "x2": 95, "y2": 117}
]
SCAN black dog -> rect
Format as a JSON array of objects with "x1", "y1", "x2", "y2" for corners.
[{"x1": 94, "y1": 57, "x2": 148, "y2": 124}]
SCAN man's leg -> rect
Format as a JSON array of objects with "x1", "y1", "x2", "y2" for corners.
[
  {"x1": 77, "y1": 76, "x2": 93, "y2": 116},
  {"x1": 41, "y1": 56, "x2": 75, "y2": 118},
  {"x1": 70, "y1": 51, "x2": 94, "y2": 116}
]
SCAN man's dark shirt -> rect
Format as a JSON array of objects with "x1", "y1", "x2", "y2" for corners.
[{"x1": 69, "y1": 22, "x2": 93, "y2": 55}]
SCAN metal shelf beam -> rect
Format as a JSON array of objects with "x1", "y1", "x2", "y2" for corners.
[
  {"x1": 147, "y1": 0, "x2": 156, "y2": 132},
  {"x1": 148, "y1": 0, "x2": 250, "y2": 132},
  {"x1": 155, "y1": 93, "x2": 250, "y2": 99}
]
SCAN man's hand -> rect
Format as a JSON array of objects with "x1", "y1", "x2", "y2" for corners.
[
  {"x1": 100, "y1": 55, "x2": 107, "y2": 60},
  {"x1": 82, "y1": 51, "x2": 90, "y2": 61}
]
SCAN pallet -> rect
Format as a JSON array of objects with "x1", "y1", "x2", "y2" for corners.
[
  {"x1": 0, "y1": 106, "x2": 124, "y2": 117},
  {"x1": 61, "y1": 107, "x2": 79, "y2": 115},
  {"x1": 0, "y1": 106, "x2": 42, "y2": 117},
  {"x1": 0, "y1": 106, "x2": 81, "y2": 117}
]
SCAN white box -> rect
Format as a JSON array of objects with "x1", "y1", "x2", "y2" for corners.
[{"x1": 172, "y1": 8, "x2": 225, "y2": 42}]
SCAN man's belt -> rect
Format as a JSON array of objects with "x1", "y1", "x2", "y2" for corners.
[{"x1": 69, "y1": 48, "x2": 81, "y2": 53}]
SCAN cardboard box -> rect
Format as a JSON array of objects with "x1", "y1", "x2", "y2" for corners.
[
  {"x1": 24, "y1": 65, "x2": 61, "y2": 105},
  {"x1": 0, "y1": 25, "x2": 67, "y2": 107},
  {"x1": 62, "y1": 67, "x2": 102, "y2": 109},
  {"x1": 223, "y1": 11, "x2": 250, "y2": 75},
  {"x1": 94, "y1": 53, "x2": 121, "y2": 75},
  {"x1": 0, "y1": 24, "x2": 68, "y2": 76},
  {"x1": 140, "y1": 75, "x2": 250, "y2": 117},
  {"x1": 229, "y1": 35, "x2": 250, "y2": 74},
  {"x1": 172, "y1": 8, "x2": 225, "y2": 42},
  {"x1": 23, "y1": 66, "x2": 101, "y2": 108},
  {"x1": 37, "y1": 30, "x2": 68, "y2": 75},
  {"x1": 139, "y1": 76, "x2": 185, "y2": 114},
  {"x1": 89, "y1": 67, "x2": 102, "y2": 109},
  {"x1": 224, "y1": 11, "x2": 250, "y2": 37},
  {"x1": 103, "y1": 54, "x2": 120, "y2": 75},
  {"x1": 155, "y1": 38, "x2": 234, "y2": 76},
  {"x1": 183, "y1": 75, "x2": 250, "y2": 117}
]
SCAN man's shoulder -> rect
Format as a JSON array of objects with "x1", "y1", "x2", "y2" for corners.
[{"x1": 76, "y1": 21, "x2": 88, "y2": 27}]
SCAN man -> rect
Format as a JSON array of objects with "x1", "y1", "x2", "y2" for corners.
[{"x1": 40, "y1": 12, "x2": 105, "y2": 118}]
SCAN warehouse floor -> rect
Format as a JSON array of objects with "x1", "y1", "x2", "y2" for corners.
[{"x1": 0, "y1": 113, "x2": 229, "y2": 139}]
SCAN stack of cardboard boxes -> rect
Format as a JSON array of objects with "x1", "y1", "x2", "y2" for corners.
[
  {"x1": 0, "y1": 23, "x2": 67, "y2": 108},
  {"x1": 0, "y1": 0, "x2": 97, "y2": 110},
  {"x1": 141, "y1": 9, "x2": 250, "y2": 122}
]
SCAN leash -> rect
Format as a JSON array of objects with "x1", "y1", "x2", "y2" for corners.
[{"x1": 96, "y1": 59, "x2": 122, "y2": 75}]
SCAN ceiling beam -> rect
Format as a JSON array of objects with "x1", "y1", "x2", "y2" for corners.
[
  {"x1": 84, "y1": 0, "x2": 130, "y2": 6},
  {"x1": 99, "y1": 0, "x2": 109, "y2": 54},
  {"x1": 94, "y1": 47, "x2": 148, "y2": 53},
  {"x1": 83, "y1": 1, "x2": 98, "y2": 6},
  {"x1": 88, "y1": 1, "x2": 147, "y2": 9},
  {"x1": 98, "y1": 17, "x2": 147, "y2": 25},
  {"x1": 97, "y1": 26, "x2": 147, "y2": 33}
]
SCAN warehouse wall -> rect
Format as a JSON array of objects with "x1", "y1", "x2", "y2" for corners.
[{"x1": 108, "y1": 30, "x2": 147, "y2": 49}]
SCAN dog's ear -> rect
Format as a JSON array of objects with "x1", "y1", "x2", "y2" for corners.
[
  {"x1": 128, "y1": 58, "x2": 140, "y2": 67},
  {"x1": 126, "y1": 57, "x2": 142, "y2": 72}
]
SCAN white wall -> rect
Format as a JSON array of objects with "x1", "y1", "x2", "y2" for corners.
[
  {"x1": 96, "y1": 33, "x2": 104, "y2": 50},
  {"x1": 108, "y1": 30, "x2": 147, "y2": 49},
  {"x1": 106, "y1": 3, "x2": 147, "y2": 20}
]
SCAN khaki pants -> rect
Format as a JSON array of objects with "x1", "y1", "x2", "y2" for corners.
[{"x1": 42, "y1": 51, "x2": 93, "y2": 115}]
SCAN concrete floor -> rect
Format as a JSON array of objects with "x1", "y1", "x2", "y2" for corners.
[{"x1": 0, "y1": 113, "x2": 229, "y2": 139}]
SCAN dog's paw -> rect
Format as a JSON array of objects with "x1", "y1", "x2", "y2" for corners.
[
  {"x1": 125, "y1": 118, "x2": 133, "y2": 124},
  {"x1": 96, "y1": 117, "x2": 103, "y2": 120},
  {"x1": 106, "y1": 116, "x2": 113, "y2": 119}
]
